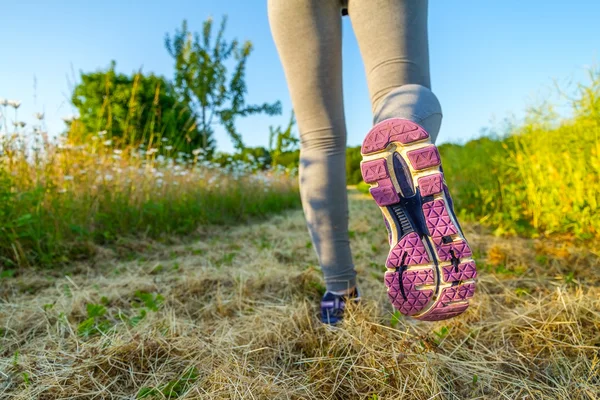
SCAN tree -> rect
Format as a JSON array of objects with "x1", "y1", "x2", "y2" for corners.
[
  {"x1": 346, "y1": 146, "x2": 363, "y2": 184},
  {"x1": 268, "y1": 112, "x2": 299, "y2": 167},
  {"x1": 71, "y1": 61, "x2": 203, "y2": 151},
  {"x1": 165, "y1": 17, "x2": 281, "y2": 152}
]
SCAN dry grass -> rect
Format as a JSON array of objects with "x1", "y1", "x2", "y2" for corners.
[{"x1": 1, "y1": 189, "x2": 599, "y2": 399}]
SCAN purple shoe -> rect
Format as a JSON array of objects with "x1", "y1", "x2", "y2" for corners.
[
  {"x1": 360, "y1": 118, "x2": 477, "y2": 321},
  {"x1": 320, "y1": 288, "x2": 361, "y2": 325}
]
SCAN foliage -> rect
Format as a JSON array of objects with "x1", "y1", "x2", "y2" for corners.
[
  {"x1": 213, "y1": 146, "x2": 273, "y2": 171},
  {"x1": 137, "y1": 367, "x2": 199, "y2": 399},
  {"x1": 440, "y1": 70, "x2": 600, "y2": 238},
  {"x1": 342, "y1": 71, "x2": 600, "y2": 240},
  {"x1": 269, "y1": 112, "x2": 299, "y2": 167},
  {"x1": 0, "y1": 126, "x2": 299, "y2": 268},
  {"x1": 70, "y1": 62, "x2": 200, "y2": 152},
  {"x1": 77, "y1": 303, "x2": 111, "y2": 337},
  {"x1": 346, "y1": 146, "x2": 363, "y2": 185},
  {"x1": 273, "y1": 149, "x2": 300, "y2": 170},
  {"x1": 165, "y1": 18, "x2": 281, "y2": 153}
]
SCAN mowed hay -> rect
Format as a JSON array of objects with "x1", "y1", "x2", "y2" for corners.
[{"x1": 1, "y1": 190, "x2": 599, "y2": 399}]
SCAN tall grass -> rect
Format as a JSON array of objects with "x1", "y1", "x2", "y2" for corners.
[
  {"x1": 0, "y1": 115, "x2": 299, "y2": 268},
  {"x1": 439, "y1": 71, "x2": 600, "y2": 239}
]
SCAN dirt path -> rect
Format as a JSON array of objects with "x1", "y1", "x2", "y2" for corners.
[{"x1": 1, "y1": 189, "x2": 599, "y2": 399}]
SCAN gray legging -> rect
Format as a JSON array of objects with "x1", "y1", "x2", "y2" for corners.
[{"x1": 268, "y1": 0, "x2": 442, "y2": 292}]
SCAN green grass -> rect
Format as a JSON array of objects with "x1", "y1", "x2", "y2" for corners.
[
  {"x1": 438, "y1": 71, "x2": 600, "y2": 239},
  {"x1": 3, "y1": 68, "x2": 599, "y2": 271},
  {"x1": 0, "y1": 131, "x2": 299, "y2": 268},
  {"x1": 2, "y1": 69, "x2": 600, "y2": 399},
  {"x1": 439, "y1": 92, "x2": 600, "y2": 239},
  {"x1": 353, "y1": 70, "x2": 600, "y2": 240}
]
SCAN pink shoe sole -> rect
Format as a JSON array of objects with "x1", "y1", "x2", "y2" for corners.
[{"x1": 361, "y1": 118, "x2": 477, "y2": 321}]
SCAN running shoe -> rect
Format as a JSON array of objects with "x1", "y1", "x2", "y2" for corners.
[
  {"x1": 360, "y1": 118, "x2": 476, "y2": 321},
  {"x1": 320, "y1": 288, "x2": 361, "y2": 325}
]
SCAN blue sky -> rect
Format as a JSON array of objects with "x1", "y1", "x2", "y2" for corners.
[{"x1": 1, "y1": 1, "x2": 598, "y2": 152}]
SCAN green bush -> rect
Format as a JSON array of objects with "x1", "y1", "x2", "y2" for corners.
[
  {"x1": 70, "y1": 62, "x2": 203, "y2": 153},
  {"x1": 439, "y1": 72, "x2": 600, "y2": 238},
  {"x1": 346, "y1": 146, "x2": 363, "y2": 185}
]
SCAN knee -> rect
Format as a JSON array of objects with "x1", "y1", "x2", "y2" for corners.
[
  {"x1": 373, "y1": 84, "x2": 443, "y2": 139},
  {"x1": 300, "y1": 126, "x2": 346, "y2": 155}
]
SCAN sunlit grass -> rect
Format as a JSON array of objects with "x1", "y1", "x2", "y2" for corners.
[
  {"x1": 1, "y1": 190, "x2": 598, "y2": 399},
  {"x1": 439, "y1": 71, "x2": 600, "y2": 239},
  {"x1": 0, "y1": 112, "x2": 299, "y2": 268},
  {"x1": 1, "y1": 65, "x2": 599, "y2": 400}
]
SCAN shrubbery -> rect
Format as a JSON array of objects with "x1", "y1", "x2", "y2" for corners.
[{"x1": 439, "y1": 73, "x2": 600, "y2": 238}]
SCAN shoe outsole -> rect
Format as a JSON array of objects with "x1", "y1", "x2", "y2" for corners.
[{"x1": 360, "y1": 118, "x2": 477, "y2": 321}]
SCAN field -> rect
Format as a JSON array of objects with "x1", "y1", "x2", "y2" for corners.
[
  {"x1": 0, "y1": 129, "x2": 299, "y2": 268},
  {"x1": 1, "y1": 189, "x2": 598, "y2": 399},
  {"x1": 1, "y1": 73, "x2": 600, "y2": 399}
]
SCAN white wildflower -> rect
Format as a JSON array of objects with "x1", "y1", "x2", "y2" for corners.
[
  {"x1": 64, "y1": 175, "x2": 74, "y2": 181},
  {"x1": 8, "y1": 100, "x2": 21, "y2": 109},
  {"x1": 98, "y1": 130, "x2": 107, "y2": 136},
  {"x1": 103, "y1": 140, "x2": 112, "y2": 146},
  {"x1": 113, "y1": 149, "x2": 123, "y2": 155},
  {"x1": 161, "y1": 137, "x2": 168, "y2": 142},
  {"x1": 165, "y1": 145, "x2": 173, "y2": 151}
]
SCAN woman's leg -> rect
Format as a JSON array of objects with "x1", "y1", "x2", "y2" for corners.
[
  {"x1": 268, "y1": 0, "x2": 356, "y2": 292},
  {"x1": 348, "y1": 0, "x2": 442, "y2": 142}
]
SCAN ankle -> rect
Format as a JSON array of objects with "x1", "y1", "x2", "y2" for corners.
[{"x1": 328, "y1": 286, "x2": 357, "y2": 296}]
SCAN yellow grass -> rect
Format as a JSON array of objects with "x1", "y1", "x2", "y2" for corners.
[{"x1": 437, "y1": 71, "x2": 600, "y2": 239}]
